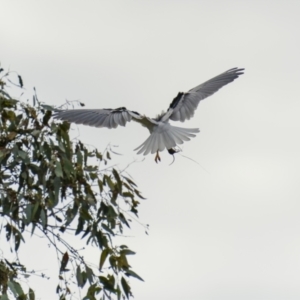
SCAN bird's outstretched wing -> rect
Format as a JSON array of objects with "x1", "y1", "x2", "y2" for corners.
[
  {"x1": 53, "y1": 107, "x2": 144, "y2": 129},
  {"x1": 163, "y1": 68, "x2": 244, "y2": 122}
]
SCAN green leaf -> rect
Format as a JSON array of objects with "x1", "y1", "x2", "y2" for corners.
[
  {"x1": 109, "y1": 255, "x2": 117, "y2": 271},
  {"x1": 55, "y1": 161, "x2": 63, "y2": 177},
  {"x1": 118, "y1": 254, "x2": 129, "y2": 269},
  {"x1": 31, "y1": 223, "x2": 36, "y2": 236},
  {"x1": 123, "y1": 176, "x2": 137, "y2": 187},
  {"x1": 122, "y1": 192, "x2": 134, "y2": 199},
  {"x1": 121, "y1": 277, "x2": 131, "y2": 299},
  {"x1": 99, "y1": 276, "x2": 115, "y2": 293},
  {"x1": 76, "y1": 148, "x2": 83, "y2": 165},
  {"x1": 85, "y1": 165, "x2": 97, "y2": 172},
  {"x1": 55, "y1": 215, "x2": 62, "y2": 222},
  {"x1": 62, "y1": 157, "x2": 73, "y2": 177},
  {"x1": 89, "y1": 172, "x2": 98, "y2": 181},
  {"x1": 7, "y1": 131, "x2": 17, "y2": 140},
  {"x1": 25, "y1": 204, "x2": 33, "y2": 223},
  {"x1": 120, "y1": 249, "x2": 136, "y2": 256},
  {"x1": 7, "y1": 281, "x2": 17, "y2": 296},
  {"x1": 60, "y1": 252, "x2": 69, "y2": 273},
  {"x1": 58, "y1": 141, "x2": 65, "y2": 153},
  {"x1": 18, "y1": 75, "x2": 23, "y2": 88},
  {"x1": 7, "y1": 280, "x2": 25, "y2": 297},
  {"x1": 125, "y1": 269, "x2": 144, "y2": 281},
  {"x1": 10, "y1": 226, "x2": 25, "y2": 251},
  {"x1": 0, "y1": 87, "x2": 12, "y2": 99},
  {"x1": 31, "y1": 129, "x2": 40, "y2": 137},
  {"x1": 75, "y1": 217, "x2": 84, "y2": 235},
  {"x1": 28, "y1": 288, "x2": 35, "y2": 300},
  {"x1": 134, "y1": 189, "x2": 146, "y2": 199},
  {"x1": 116, "y1": 284, "x2": 121, "y2": 300},
  {"x1": 105, "y1": 176, "x2": 115, "y2": 191},
  {"x1": 99, "y1": 248, "x2": 110, "y2": 271},
  {"x1": 98, "y1": 179, "x2": 103, "y2": 193},
  {"x1": 54, "y1": 177, "x2": 61, "y2": 206},
  {"x1": 4, "y1": 110, "x2": 16, "y2": 121},
  {"x1": 106, "y1": 151, "x2": 111, "y2": 160},
  {"x1": 112, "y1": 168, "x2": 122, "y2": 192},
  {"x1": 95, "y1": 149, "x2": 102, "y2": 160},
  {"x1": 18, "y1": 149, "x2": 28, "y2": 160},
  {"x1": 76, "y1": 265, "x2": 84, "y2": 287},
  {"x1": 32, "y1": 201, "x2": 39, "y2": 221},
  {"x1": 119, "y1": 213, "x2": 130, "y2": 228},
  {"x1": 86, "y1": 265, "x2": 94, "y2": 284},
  {"x1": 83, "y1": 283, "x2": 100, "y2": 300},
  {"x1": 96, "y1": 231, "x2": 108, "y2": 249},
  {"x1": 40, "y1": 208, "x2": 47, "y2": 229},
  {"x1": 101, "y1": 223, "x2": 114, "y2": 236},
  {"x1": 81, "y1": 225, "x2": 91, "y2": 239},
  {"x1": 43, "y1": 141, "x2": 52, "y2": 160},
  {"x1": 119, "y1": 245, "x2": 128, "y2": 249}
]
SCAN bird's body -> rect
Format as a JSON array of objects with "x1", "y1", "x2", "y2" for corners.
[{"x1": 53, "y1": 68, "x2": 244, "y2": 161}]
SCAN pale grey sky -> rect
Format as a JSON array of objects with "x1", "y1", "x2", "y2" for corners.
[{"x1": 2, "y1": 1, "x2": 300, "y2": 299}]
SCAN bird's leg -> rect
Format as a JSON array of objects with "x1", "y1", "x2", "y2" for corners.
[{"x1": 155, "y1": 151, "x2": 161, "y2": 163}]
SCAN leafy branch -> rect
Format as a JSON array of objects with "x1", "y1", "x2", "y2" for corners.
[{"x1": 0, "y1": 66, "x2": 145, "y2": 300}]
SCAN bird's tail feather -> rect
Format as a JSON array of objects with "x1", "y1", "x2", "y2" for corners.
[{"x1": 134, "y1": 126, "x2": 199, "y2": 155}]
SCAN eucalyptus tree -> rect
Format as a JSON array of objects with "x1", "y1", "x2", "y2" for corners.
[{"x1": 0, "y1": 67, "x2": 145, "y2": 300}]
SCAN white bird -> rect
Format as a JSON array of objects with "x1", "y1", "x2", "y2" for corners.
[{"x1": 53, "y1": 68, "x2": 244, "y2": 162}]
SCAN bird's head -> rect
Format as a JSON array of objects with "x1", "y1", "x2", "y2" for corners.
[{"x1": 167, "y1": 147, "x2": 180, "y2": 155}]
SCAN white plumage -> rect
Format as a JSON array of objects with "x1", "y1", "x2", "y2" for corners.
[{"x1": 53, "y1": 68, "x2": 244, "y2": 161}]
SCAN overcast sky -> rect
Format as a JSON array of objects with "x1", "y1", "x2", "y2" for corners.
[{"x1": 2, "y1": 1, "x2": 300, "y2": 299}]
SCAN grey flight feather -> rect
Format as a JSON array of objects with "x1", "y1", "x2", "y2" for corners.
[
  {"x1": 53, "y1": 67, "x2": 244, "y2": 156},
  {"x1": 162, "y1": 67, "x2": 244, "y2": 122},
  {"x1": 53, "y1": 107, "x2": 145, "y2": 129}
]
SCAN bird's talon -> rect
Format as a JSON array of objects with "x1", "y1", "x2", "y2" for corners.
[{"x1": 155, "y1": 151, "x2": 161, "y2": 163}]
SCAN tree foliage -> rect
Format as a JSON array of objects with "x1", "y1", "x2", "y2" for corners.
[{"x1": 0, "y1": 67, "x2": 146, "y2": 300}]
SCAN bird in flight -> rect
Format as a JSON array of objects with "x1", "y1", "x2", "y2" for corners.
[{"x1": 54, "y1": 68, "x2": 244, "y2": 162}]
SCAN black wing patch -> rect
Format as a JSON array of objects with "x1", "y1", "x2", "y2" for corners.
[{"x1": 168, "y1": 92, "x2": 184, "y2": 110}]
